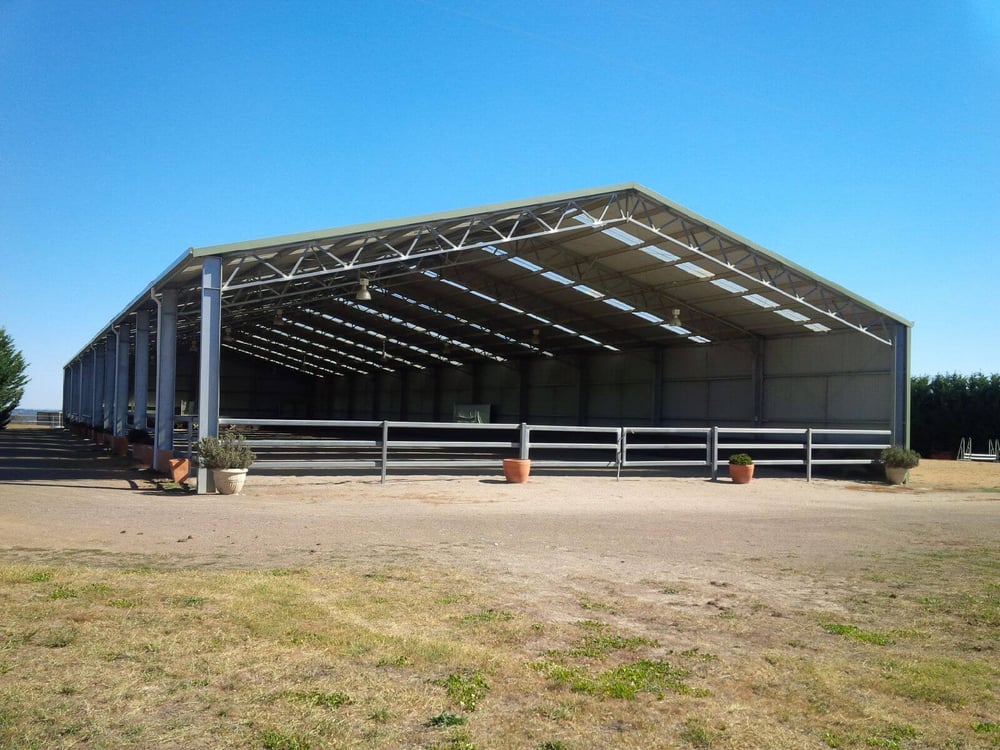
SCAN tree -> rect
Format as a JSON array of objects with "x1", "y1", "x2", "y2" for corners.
[
  {"x1": 911, "y1": 372, "x2": 1000, "y2": 456},
  {"x1": 0, "y1": 327, "x2": 29, "y2": 429}
]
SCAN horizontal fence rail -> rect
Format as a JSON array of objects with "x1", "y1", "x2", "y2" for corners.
[{"x1": 199, "y1": 418, "x2": 894, "y2": 484}]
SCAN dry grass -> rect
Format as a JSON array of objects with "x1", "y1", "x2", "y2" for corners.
[{"x1": 1, "y1": 541, "x2": 998, "y2": 749}]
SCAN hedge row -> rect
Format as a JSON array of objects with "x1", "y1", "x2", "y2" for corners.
[{"x1": 911, "y1": 373, "x2": 1000, "y2": 457}]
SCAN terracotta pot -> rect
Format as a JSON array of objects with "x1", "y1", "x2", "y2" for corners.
[
  {"x1": 113, "y1": 436, "x2": 129, "y2": 456},
  {"x1": 502, "y1": 458, "x2": 531, "y2": 484},
  {"x1": 163, "y1": 456, "x2": 189, "y2": 484},
  {"x1": 729, "y1": 463, "x2": 754, "y2": 484},
  {"x1": 212, "y1": 468, "x2": 248, "y2": 495},
  {"x1": 132, "y1": 444, "x2": 152, "y2": 467},
  {"x1": 885, "y1": 466, "x2": 908, "y2": 485}
]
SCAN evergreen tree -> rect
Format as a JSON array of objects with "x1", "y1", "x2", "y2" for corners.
[{"x1": 0, "y1": 327, "x2": 29, "y2": 429}]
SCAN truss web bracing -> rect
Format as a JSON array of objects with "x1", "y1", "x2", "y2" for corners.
[
  {"x1": 64, "y1": 185, "x2": 912, "y2": 452},
  {"x1": 63, "y1": 184, "x2": 915, "y2": 487},
  {"x1": 145, "y1": 186, "x2": 899, "y2": 379}
]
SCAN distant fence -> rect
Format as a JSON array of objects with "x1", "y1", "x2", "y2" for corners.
[
  {"x1": 204, "y1": 418, "x2": 892, "y2": 483},
  {"x1": 10, "y1": 411, "x2": 63, "y2": 428}
]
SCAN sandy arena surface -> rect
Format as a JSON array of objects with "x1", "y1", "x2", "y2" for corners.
[{"x1": 2, "y1": 428, "x2": 998, "y2": 617}]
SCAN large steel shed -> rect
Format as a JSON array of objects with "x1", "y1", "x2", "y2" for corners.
[{"x1": 62, "y1": 183, "x2": 912, "y2": 488}]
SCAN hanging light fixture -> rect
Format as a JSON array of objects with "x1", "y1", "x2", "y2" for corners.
[
  {"x1": 355, "y1": 277, "x2": 372, "y2": 302},
  {"x1": 273, "y1": 308, "x2": 285, "y2": 325},
  {"x1": 189, "y1": 337, "x2": 199, "y2": 352},
  {"x1": 668, "y1": 308, "x2": 682, "y2": 327}
]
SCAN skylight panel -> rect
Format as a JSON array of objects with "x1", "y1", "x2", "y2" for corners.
[
  {"x1": 774, "y1": 309, "x2": 810, "y2": 323},
  {"x1": 805, "y1": 323, "x2": 831, "y2": 333},
  {"x1": 688, "y1": 336, "x2": 711, "y2": 344},
  {"x1": 632, "y1": 311, "x2": 663, "y2": 324},
  {"x1": 440, "y1": 278, "x2": 468, "y2": 291},
  {"x1": 676, "y1": 262, "x2": 715, "y2": 279},
  {"x1": 711, "y1": 278, "x2": 747, "y2": 294},
  {"x1": 499, "y1": 302, "x2": 524, "y2": 314},
  {"x1": 553, "y1": 324, "x2": 577, "y2": 335},
  {"x1": 526, "y1": 312, "x2": 551, "y2": 324},
  {"x1": 480, "y1": 245, "x2": 506, "y2": 257},
  {"x1": 603, "y1": 226, "x2": 643, "y2": 246},
  {"x1": 642, "y1": 246, "x2": 680, "y2": 263},
  {"x1": 603, "y1": 297, "x2": 635, "y2": 312},
  {"x1": 470, "y1": 290, "x2": 496, "y2": 303},
  {"x1": 541, "y1": 270, "x2": 574, "y2": 285},
  {"x1": 572, "y1": 213, "x2": 643, "y2": 246},
  {"x1": 573, "y1": 284, "x2": 603, "y2": 299},
  {"x1": 661, "y1": 324, "x2": 691, "y2": 336},
  {"x1": 578, "y1": 335, "x2": 602, "y2": 346},
  {"x1": 421, "y1": 269, "x2": 439, "y2": 278},
  {"x1": 743, "y1": 293, "x2": 779, "y2": 309},
  {"x1": 508, "y1": 256, "x2": 542, "y2": 272}
]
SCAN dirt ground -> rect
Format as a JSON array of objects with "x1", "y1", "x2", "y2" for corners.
[{"x1": 1, "y1": 427, "x2": 998, "y2": 617}]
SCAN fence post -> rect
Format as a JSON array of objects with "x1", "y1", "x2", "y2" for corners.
[
  {"x1": 710, "y1": 426, "x2": 719, "y2": 481},
  {"x1": 380, "y1": 421, "x2": 389, "y2": 484},
  {"x1": 806, "y1": 427, "x2": 813, "y2": 482},
  {"x1": 519, "y1": 423, "x2": 530, "y2": 460},
  {"x1": 616, "y1": 428, "x2": 624, "y2": 480}
]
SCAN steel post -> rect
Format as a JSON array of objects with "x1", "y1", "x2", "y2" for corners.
[
  {"x1": 114, "y1": 322, "x2": 131, "y2": 437},
  {"x1": 154, "y1": 289, "x2": 178, "y2": 472},
  {"x1": 133, "y1": 310, "x2": 150, "y2": 431},
  {"x1": 103, "y1": 332, "x2": 115, "y2": 433},
  {"x1": 197, "y1": 257, "x2": 222, "y2": 494}
]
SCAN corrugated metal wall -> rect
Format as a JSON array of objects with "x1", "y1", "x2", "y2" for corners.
[{"x1": 200, "y1": 330, "x2": 893, "y2": 431}]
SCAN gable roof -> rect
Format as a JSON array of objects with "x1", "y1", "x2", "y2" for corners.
[{"x1": 69, "y1": 183, "x2": 911, "y2": 377}]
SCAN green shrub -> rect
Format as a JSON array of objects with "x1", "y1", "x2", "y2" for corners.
[
  {"x1": 728, "y1": 453, "x2": 753, "y2": 466},
  {"x1": 194, "y1": 428, "x2": 255, "y2": 469},
  {"x1": 879, "y1": 446, "x2": 920, "y2": 469}
]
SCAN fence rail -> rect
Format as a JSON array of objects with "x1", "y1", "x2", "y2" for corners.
[{"x1": 207, "y1": 418, "x2": 892, "y2": 484}]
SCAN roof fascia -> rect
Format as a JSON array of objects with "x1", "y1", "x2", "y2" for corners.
[
  {"x1": 189, "y1": 183, "x2": 642, "y2": 259},
  {"x1": 63, "y1": 248, "x2": 194, "y2": 366}
]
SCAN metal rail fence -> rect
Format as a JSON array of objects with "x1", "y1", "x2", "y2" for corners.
[{"x1": 210, "y1": 418, "x2": 891, "y2": 483}]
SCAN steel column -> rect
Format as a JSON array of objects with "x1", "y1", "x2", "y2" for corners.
[
  {"x1": 102, "y1": 332, "x2": 115, "y2": 432},
  {"x1": 752, "y1": 339, "x2": 765, "y2": 427},
  {"x1": 197, "y1": 257, "x2": 223, "y2": 494},
  {"x1": 891, "y1": 323, "x2": 911, "y2": 448},
  {"x1": 63, "y1": 365, "x2": 72, "y2": 423},
  {"x1": 114, "y1": 322, "x2": 131, "y2": 437},
  {"x1": 93, "y1": 342, "x2": 105, "y2": 429},
  {"x1": 133, "y1": 310, "x2": 150, "y2": 431},
  {"x1": 154, "y1": 289, "x2": 178, "y2": 471}
]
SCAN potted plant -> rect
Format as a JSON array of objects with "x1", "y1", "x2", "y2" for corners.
[
  {"x1": 880, "y1": 446, "x2": 920, "y2": 485},
  {"x1": 728, "y1": 453, "x2": 754, "y2": 484},
  {"x1": 502, "y1": 456, "x2": 531, "y2": 483},
  {"x1": 128, "y1": 428, "x2": 152, "y2": 465},
  {"x1": 194, "y1": 428, "x2": 256, "y2": 495}
]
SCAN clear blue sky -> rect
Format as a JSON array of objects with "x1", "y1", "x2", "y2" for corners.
[{"x1": 2, "y1": 0, "x2": 998, "y2": 409}]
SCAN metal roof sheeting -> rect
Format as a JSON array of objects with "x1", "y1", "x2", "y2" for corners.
[{"x1": 67, "y1": 184, "x2": 911, "y2": 377}]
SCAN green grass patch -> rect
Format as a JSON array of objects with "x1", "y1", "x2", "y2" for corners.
[
  {"x1": 821, "y1": 622, "x2": 894, "y2": 645},
  {"x1": 864, "y1": 723, "x2": 917, "y2": 748},
  {"x1": 533, "y1": 658, "x2": 704, "y2": 700},
  {"x1": 286, "y1": 689, "x2": 352, "y2": 708},
  {"x1": 427, "y1": 711, "x2": 465, "y2": 727},
  {"x1": 880, "y1": 656, "x2": 996, "y2": 708},
  {"x1": 460, "y1": 608, "x2": 513, "y2": 623},
  {"x1": 442, "y1": 670, "x2": 489, "y2": 711}
]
